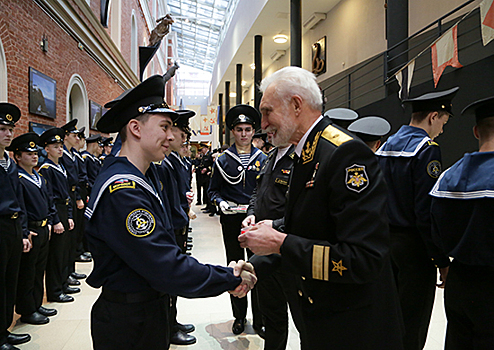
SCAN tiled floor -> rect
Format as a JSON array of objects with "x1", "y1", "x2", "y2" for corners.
[{"x1": 10, "y1": 202, "x2": 447, "y2": 349}]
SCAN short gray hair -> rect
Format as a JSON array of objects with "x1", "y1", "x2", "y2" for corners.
[{"x1": 259, "y1": 66, "x2": 322, "y2": 111}]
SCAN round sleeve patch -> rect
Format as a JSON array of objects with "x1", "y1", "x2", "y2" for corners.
[
  {"x1": 126, "y1": 209, "x2": 156, "y2": 237},
  {"x1": 427, "y1": 160, "x2": 442, "y2": 178}
]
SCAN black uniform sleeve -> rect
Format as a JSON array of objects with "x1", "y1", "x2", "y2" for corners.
[
  {"x1": 95, "y1": 186, "x2": 242, "y2": 297},
  {"x1": 39, "y1": 168, "x2": 61, "y2": 225},
  {"x1": 281, "y1": 141, "x2": 390, "y2": 284},
  {"x1": 246, "y1": 185, "x2": 257, "y2": 217},
  {"x1": 413, "y1": 144, "x2": 449, "y2": 268},
  {"x1": 16, "y1": 178, "x2": 30, "y2": 238},
  {"x1": 208, "y1": 161, "x2": 224, "y2": 205}
]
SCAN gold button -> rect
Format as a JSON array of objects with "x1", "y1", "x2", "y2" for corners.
[
  {"x1": 298, "y1": 290, "x2": 303, "y2": 297},
  {"x1": 308, "y1": 297, "x2": 313, "y2": 304},
  {"x1": 301, "y1": 276, "x2": 305, "y2": 280}
]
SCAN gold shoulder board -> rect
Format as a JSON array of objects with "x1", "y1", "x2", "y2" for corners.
[{"x1": 321, "y1": 125, "x2": 353, "y2": 147}]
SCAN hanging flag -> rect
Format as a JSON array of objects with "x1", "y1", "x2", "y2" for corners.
[
  {"x1": 395, "y1": 60, "x2": 415, "y2": 100},
  {"x1": 431, "y1": 25, "x2": 462, "y2": 87},
  {"x1": 200, "y1": 115, "x2": 210, "y2": 135},
  {"x1": 481, "y1": 0, "x2": 494, "y2": 46},
  {"x1": 207, "y1": 106, "x2": 217, "y2": 125}
]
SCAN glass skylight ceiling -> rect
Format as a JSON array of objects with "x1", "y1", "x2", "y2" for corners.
[{"x1": 167, "y1": 0, "x2": 239, "y2": 72}]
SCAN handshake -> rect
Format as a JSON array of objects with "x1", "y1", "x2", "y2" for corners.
[{"x1": 228, "y1": 260, "x2": 257, "y2": 298}]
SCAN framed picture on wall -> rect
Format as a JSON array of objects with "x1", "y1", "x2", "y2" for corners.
[
  {"x1": 29, "y1": 67, "x2": 57, "y2": 119},
  {"x1": 311, "y1": 36, "x2": 327, "y2": 76},
  {"x1": 90, "y1": 100, "x2": 103, "y2": 130},
  {"x1": 29, "y1": 121, "x2": 54, "y2": 135}
]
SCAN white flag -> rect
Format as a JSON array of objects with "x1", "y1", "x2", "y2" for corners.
[{"x1": 395, "y1": 60, "x2": 415, "y2": 101}]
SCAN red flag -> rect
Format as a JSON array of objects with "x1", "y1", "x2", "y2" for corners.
[
  {"x1": 481, "y1": 0, "x2": 494, "y2": 46},
  {"x1": 483, "y1": 0, "x2": 494, "y2": 28},
  {"x1": 431, "y1": 25, "x2": 462, "y2": 87}
]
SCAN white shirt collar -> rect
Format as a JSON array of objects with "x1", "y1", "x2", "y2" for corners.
[{"x1": 294, "y1": 115, "x2": 324, "y2": 158}]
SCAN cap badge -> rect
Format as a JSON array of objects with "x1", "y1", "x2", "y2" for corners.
[
  {"x1": 6, "y1": 114, "x2": 12, "y2": 121},
  {"x1": 239, "y1": 114, "x2": 247, "y2": 123},
  {"x1": 29, "y1": 141, "x2": 35, "y2": 147},
  {"x1": 55, "y1": 135, "x2": 61, "y2": 141}
]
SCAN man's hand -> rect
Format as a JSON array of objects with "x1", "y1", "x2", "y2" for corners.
[
  {"x1": 228, "y1": 260, "x2": 257, "y2": 298},
  {"x1": 219, "y1": 201, "x2": 231, "y2": 214},
  {"x1": 76, "y1": 199, "x2": 84, "y2": 210},
  {"x1": 53, "y1": 222, "x2": 64, "y2": 234},
  {"x1": 201, "y1": 168, "x2": 207, "y2": 174},
  {"x1": 28, "y1": 231, "x2": 38, "y2": 247},
  {"x1": 257, "y1": 219, "x2": 273, "y2": 228},
  {"x1": 22, "y1": 238, "x2": 32, "y2": 253},
  {"x1": 242, "y1": 215, "x2": 256, "y2": 228},
  {"x1": 186, "y1": 192, "x2": 194, "y2": 206},
  {"x1": 238, "y1": 224, "x2": 287, "y2": 255},
  {"x1": 437, "y1": 267, "x2": 449, "y2": 288},
  {"x1": 68, "y1": 219, "x2": 75, "y2": 231}
]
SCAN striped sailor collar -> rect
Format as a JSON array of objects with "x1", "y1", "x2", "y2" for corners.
[
  {"x1": 41, "y1": 158, "x2": 67, "y2": 177},
  {"x1": 376, "y1": 125, "x2": 431, "y2": 157},
  {"x1": 1, "y1": 151, "x2": 11, "y2": 171},
  {"x1": 430, "y1": 151, "x2": 494, "y2": 199},
  {"x1": 63, "y1": 145, "x2": 75, "y2": 161},
  {"x1": 224, "y1": 144, "x2": 263, "y2": 167},
  {"x1": 18, "y1": 167, "x2": 42, "y2": 188}
]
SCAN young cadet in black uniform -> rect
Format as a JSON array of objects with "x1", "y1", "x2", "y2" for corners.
[
  {"x1": 84, "y1": 75, "x2": 256, "y2": 350},
  {"x1": 195, "y1": 144, "x2": 214, "y2": 213},
  {"x1": 81, "y1": 134, "x2": 103, "y2": 196},
  {"x1": 238, "y1": 66, "x2": 404, "y2": 350},
  {"x1": 376, "y1": 87, "x2": 458, "y2": 350},
  {"x1": 430, "y1": 96, "x2": 494, "y2": 349},
  {"x1": 39, "y1": 128, "x2": 75, "y2": 303},
  {"x1": 0, "y1": 103, "x2": 31, "y2": 350},
  {"x1": 98, "y1": 136, "x2": 114, "y2": 163},
  {"x1": 243, "y1": 141, "x2": 304, "y2": 349},
  {"x1": 9, "y1": 133, "x2": 58, "y2": 325},
  {"x1": 347, "y1": 115, "x2": 391, "y2": 153},
  {"x1": 209, "y1": 104, "x2": 267, "y2": 335}
]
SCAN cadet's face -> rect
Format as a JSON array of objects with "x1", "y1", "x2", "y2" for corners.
[
  {"x1": 140, "y1": 113, "x2": 174, "y2": 161},
  {"x1": 431, "y1": 113, "x2": 450, "y2": 140},
  {"x1": 169, "y1": 126, "x2": 186, "y2": 152},
  {"x1": 17, "y1": 151, "x2": 38, "y2": 168},
  {"x1": 232, "y1": 124, "x2": 254, "y2": 147},
  {"x1": 252, "y1": 138, "x2": 264, "y2": 149},
  {"x1": 260, "y1": 85, "x2": 298, "y2": 147},
  {"x1": 45, "y1": 142, "x2": 64, "y2": 159},
  {"x1": 65, "y1": 133, "x2": 80, "y2": 148},
  {"x1": 0, "y1": 125, "x2": 14, "y2": 148},
  {"x1": 104, "y1": 145, "x2": 113, "y2": 154}
]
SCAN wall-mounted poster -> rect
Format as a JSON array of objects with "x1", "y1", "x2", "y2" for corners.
[
  {"x1": 29, "y1": 121, "x2": 54, "y2": 135},
  {"x1": 29, "y1": 67, "x2": 56, "y2": 119},
  {"x1": 90, "y1": 100, "x2": 103, "y2": 130}
]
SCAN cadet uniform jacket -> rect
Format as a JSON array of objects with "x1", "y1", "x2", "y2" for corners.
[
  {"x1": 209, "y1": 145, "x2": 267, "y2": 206},
  {"x1": 376, "y1": 125, "x2": 449, "y2": 267},
  {"x1": 81, "y1": 151, "x2": 101, "y2": 194},
  {"x1": 18, "y1": 168, "x2": 55, "y2": 226},
  {"x1": 39, "y1": 159, "x2": 73, "y2": 222},
  {"x1": 84, "y1": 156, "x2": 241, "y2": 296},
  {"x1": 60, "y1": 146, "x2": 80, "y2": 200},
  {"x1": 430, "y1": 151, "x2": 494, "y2": 267},
  {"x1": 73, "y1": 148, "x2": 88, "y2": 195},
  {"x1": 257, "y1": 117, "x2": 403, "y2": 349},
  {"x1": 167, "y1": 152, "x2": 190, "y2": 213}
]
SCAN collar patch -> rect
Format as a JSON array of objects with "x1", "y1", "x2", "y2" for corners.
[{"x1": 302, "y1": 131, "x2": 322, "y2": 164}]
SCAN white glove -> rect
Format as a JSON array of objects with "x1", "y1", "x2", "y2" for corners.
[{"x1": 219, "y1": 201, "x2": 231, "y2": 214}]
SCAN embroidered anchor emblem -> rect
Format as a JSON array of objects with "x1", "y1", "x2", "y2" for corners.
[{"x1": 302, "y1": 131, "x2": 321, "y2": 164}]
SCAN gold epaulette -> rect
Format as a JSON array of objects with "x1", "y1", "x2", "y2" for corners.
[{"x1": 321, "y1": 125, "x2": 353, "y2": 147}]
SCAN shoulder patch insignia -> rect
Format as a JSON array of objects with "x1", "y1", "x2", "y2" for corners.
[
  {"x1": 321, "y1": 125, "x2": 353, "y2": 147},
  {"x1": 109, "y1": 179, "x2": 136, "y2": 193},
  {"x1": 302, "y1": 131, "x2": 322, "y2": 164},
  {"x1": 427, "y1": 160, "x2": 441, "y2": 178},
  {"x1": 427, "y1": 140, "x2": 439, "y2": 147},
  {"x1": 345, "y1": 164, "x2": 369, "y2": 193},
  {"x1": 126, "y1": 209, "x2": 155, "y2": 237}
]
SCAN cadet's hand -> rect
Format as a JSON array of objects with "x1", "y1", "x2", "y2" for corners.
[
  {"x1": 22, "y1": 238, "x2": 32, "y2": 253},
  {"x1": 242, "y1": 215, "x2": 256, "y2": 228},
  {"x1": 437, "y1": 267, "x2": 449, "y2": 288},
  {"x1": 53, "y1": 222, "x2": 64, "y2": 234},
  {"x1": 76, "y1": 199, "x2": 84, "y2": 210},
  {"x1": 28, "y1": 231, "x2": 38, "y2": 247},
  {"x1": 188, "y1": 209, "x2": 197, "y2": 220},
  {"x1": 228, "y1": 260, "x2": 257, "y2": 298},
  {"x1": 238, "y1": 224, "x2": 287, "y2": 256},
  {"x1": 219, "y1": 201, "x2": 231, "y2": 214},
  {"x1": 68, "y1": 219, "x2": 75, "y2": 231}
]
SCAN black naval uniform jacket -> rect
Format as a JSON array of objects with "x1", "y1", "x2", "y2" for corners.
[
  {"x1": 254, "y1": 117, "x2": 404, "y2": 349},
  {"x1": 167, "y1": 152, "x2": 190, "y2": 214},
  {"x1": 18, "y1": 168, "x2": 55, "y2": 226},
  {"x1": 84, "y1": 156, "x2": 241, "y2": 296},
  {"x1": 61, "y1": 146, "x2": 80, "y2": 200},
  {"x1": 81, "y1": 151, "x2": 101, "y2": 194},
  {"x1": 209, "y1": 145, "x2": 267, "y2": 206},
  {"x1": 39, "y1": 159, "x2": 73, "y2": 222},
  {"x1": 73, "y1": 148, "x2": 88, "y2": 197}
]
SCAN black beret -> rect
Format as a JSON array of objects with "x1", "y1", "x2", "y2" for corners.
[
  {"x1": 403, "y1": 87, "x2": 459, "y2": 115},
  {"x1": 461, "y1": 96, "x2": 494, "y2": 123},
  {"x1": 40, "y1": 128, "x2": 65, "y2": 146},
  {"x1": 226, "y1": 104, "x2": 260, "y2": 130},
  {"x1": 7, "y1": 132, "x2": 40, "y2": 152},
  {"x1": 0, "y1": 103, "x2": 21, "y2": 127}
]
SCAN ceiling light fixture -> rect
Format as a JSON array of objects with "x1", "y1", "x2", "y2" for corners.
[
  {"x1": 250, "y1": 63, "x2": 256, "y2": 70},
  {"x1": 273, "y1": 34, "x2": 288, "y2": 44},
  {"x1": 241, "y1": 81, "x2": 247, "y2": 86}
]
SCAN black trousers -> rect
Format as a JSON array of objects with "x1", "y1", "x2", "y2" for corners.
[
  {"x1": 69, "y1": 191, "x2": 79, "y2": 275},
  {"x1": 220, "y1": 213, "x2": 262, "y2": 326},
  {"x1": 0, "y1": 215, "x2": 23, "y2": 346},
  {"x1": 15, "y1": 224, "x2": 49, "y2": 316},
  {"x1": 76, "y1": 184, "x2": 88, "y2": 256},
  {"x1": 444, "y1": 261, "x2": 494, "y2": 350},
  {"x1": 91, "y1": 292, "x2": 170, "y2": 350},
  {"x1": 390, "y1": 228, "x2": 437, "y2": 350},
  {"x1": 169, "y1": 225, "x2": 189, "y2": 331},
  {"x1": 46, "y1": 203, "x2": 71, "y2": 298}
]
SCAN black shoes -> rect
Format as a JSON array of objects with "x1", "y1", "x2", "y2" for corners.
[
  {"x1": 6, "y1": 333, "x2": 31, "y2": 345},
  {"x1": 76, "y1": 254, "x2": 92, "y2": 262},
  {"x1": 71, "y1": 272, "x2": 86, "y2": 279},
  {"x1": 232, "y1": 318, "x2": 246, "y2": 335},
  {"x1": 208, "y1": 211, "x2": 216, "y2": 217},
  {"x1": 0, "y1": 343, "x2": 19, "y2": 350},
  {"x1": 195, "y1": 202, "x2": 202, "y2": 206},
  {"x1": 48, "y1": 293, "x2": 74, "y2": 303},
  {"x1": 67, "y1": 276, "x2": 81, "y2": 286},
  {"x1": 63, "y1": 286, "x2": 80, "y2": 294},
  {"x1": 173, "y1": 323, "x2": 195, "y2": 333},
  {"x1": 20, "y1": 311, "x2": 49, "y2": 325},
  {"x1": 170, "y1": 330, "x2": 196, "y2": 345},
  {"x1": 38, "y1": 306, "x2": 58, "y2": 317},
  {"x1": 187, "y1": 237, "x2": 193, "y2": 242}
]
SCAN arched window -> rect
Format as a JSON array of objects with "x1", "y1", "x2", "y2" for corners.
[
  {"x1": 131, "y1": 11, "x2": 138, "y2": 74},
  {"x1": 110, "y1": 0, "x2": 121, "y2": 49},
  {"x1": 66, "y1": 74, "x2": 89, "y2": 133},
  {"x1": 0, "y1": 36, "x2": 7, "y2": 101}
]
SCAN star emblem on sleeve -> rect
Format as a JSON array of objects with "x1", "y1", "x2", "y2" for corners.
[{"x1": 332, "y1": 260, "x2": 347, "y2": 276}]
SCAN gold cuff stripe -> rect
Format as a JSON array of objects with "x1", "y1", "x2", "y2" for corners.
[
  {"x1": 321, "y1": 125, "x2": 353, "y2": 147},
  {"x1": 323, "y1": 246, "x2": 330, "y2": 281},
  {"x1": 312, "y1": 245, "x2": 330, "y2": 281}
]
